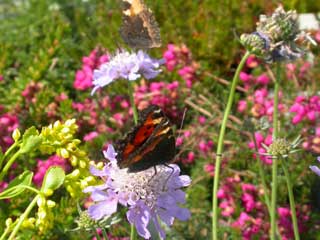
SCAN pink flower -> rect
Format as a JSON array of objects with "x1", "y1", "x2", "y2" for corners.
[
  {"x1": 256, "y1": 73, "x2": 270, "y2": 85},
  {"x1": 204, "y1": 163, "x2": 214, "y2": 176},
  {"x1": 0, "y1": 113, "x2": 19, "y2": 152},
  {"x1": 240, "y1": 72, "x2": 252, "y2": 83},
  {"x1": 83, "y1": 131, "x2": 99, "y2": 142},
  {"x1": 237, "y1": 100, "x2": 247, "y2": 112},
  {"x1": 246, "y1": 55, "x2": 259, "y2": 68},
  {"x1": 198, "y1": 116, "x2": 206, "y2": 124},
  {"x1": 33, "y1": 155, "x2": 70, "y2": 186},
  {"x1": 74, "y1": 49, "x2": 109, "y2": 91}
]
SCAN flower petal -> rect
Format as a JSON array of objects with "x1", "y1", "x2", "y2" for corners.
[
  {"x1": 103, "y1": 144, "x2": 117, "y2": 163},
  {"x1": 88, "y1": 198, "x2": 118, "y2": 220},
  {"x1": 310, "y1": 165, "x2": 320, "y2": 176}
]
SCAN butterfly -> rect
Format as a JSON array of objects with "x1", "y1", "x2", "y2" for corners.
[
  {"x1": 119, "y1": 0, "x2": 161, "y2": 49},
  {"x1": 114, "y1": 105, "x2": 175, "y2": 172}
]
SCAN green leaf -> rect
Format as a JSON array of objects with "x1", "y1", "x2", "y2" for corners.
[
  {"x1": 22, "y1": 127, "x2": 39, "y2": 141},
  {"x1": 41, "y1": 167, "x2": 65, "y2": 192},
  {"x1": 0, "y1": 171, "x2": 33, "y2": 199},
  {"x1": 20, "y1": 135, "x2": 42, "y2": 154}
]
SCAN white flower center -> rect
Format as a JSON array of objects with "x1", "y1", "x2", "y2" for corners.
[{"x1": 110, "y1": 165, "x2": 171, "y2": 208}]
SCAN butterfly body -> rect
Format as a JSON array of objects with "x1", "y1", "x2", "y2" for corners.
[
  {"x1": 115, "y1": 105, "x2": 175, "y2": 172},
  {"x1": 120, "y1": 0, "x2": 161, "y2": 49}
]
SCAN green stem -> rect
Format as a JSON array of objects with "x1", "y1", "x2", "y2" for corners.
[
  {"x1": 101, "y1": 228, "x2": 109, "y2": 240},
  {"x1": 252, "y1": 133, "x2": 271, "y2": 212},
  {"x1": 128, "y1": 82, "x2": 138, "y2": 125},
  {"x1": 212, "y1": 51, "x2": 250, "y2": 240},
  {"x1": 94, "y1": 229, "x2": 102, "y2": 240},
  {"x1": 0, "y1": 141, "x2": 19, "y2": 170},
  {"x1": 127, "y1": 81, "x2": 138, "y2": 239},
  {"x1": 130, "y1": 224, "x2": 137, "y2": 240},
  {"x1": 8, "y1": 195, "x2": 39, "y2": 240},
  {"x1": 0, "y1": 221, "x2": 12, "y2": 240},
  {"x1": 282, "y1": 159, "x2": 300, "y2": 240},
  {"x1": 0, "y1": 150, "x2": 21, "y2": 181},
  {"x1": 270, "y1": 63, "x2": 281, "y2": 240}
]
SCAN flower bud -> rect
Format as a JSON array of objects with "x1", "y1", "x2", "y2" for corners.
[{"x1": 12, "y1": 129, "x2": 21, "y2": 141}]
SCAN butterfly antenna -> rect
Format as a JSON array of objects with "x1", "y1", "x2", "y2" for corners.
[
  {"x1": 163, "y1": 163, "x2": 175, "y2": 190},
  {"x1": 176, "y1": 107, "x2": 187, "y2": 141}
]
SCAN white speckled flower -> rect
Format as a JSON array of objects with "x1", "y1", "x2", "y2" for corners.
[{"x1": 84, "y1": 145, "x2": 191, "y2": 239}]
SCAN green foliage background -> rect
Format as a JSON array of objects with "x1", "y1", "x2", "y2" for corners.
[{"x1": 1, "y1": 0, "x2": 320, "y2": 239}]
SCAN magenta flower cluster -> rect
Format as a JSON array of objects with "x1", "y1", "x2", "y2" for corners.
[
  {"x1": 163, "y1": 44, "x2": 199, "y2": 88},
  {"x1": 74, "y1": 48, "x2": 109, "y2": 91},
  {"x1": 134, "y1": 80, "x2": 182, "y2": 119},
  {"x1": 33, "y1": 155, "x2": 70, "y2": 186},
  {"x1": 237, "y1": 88, "x2": 285, "y2": 120},
  {"x1": 218, "y1": 176, "x2": 269, "y2": 239},
  {"x1": 218, "y1": 176, "x2": 309, "y2": 239},
  {"x1": 0, "y1": 111, "x2": 19, "y2": 152},
  {"x1": 290, "y1": 95, "x2": 320, "y2": 124}
]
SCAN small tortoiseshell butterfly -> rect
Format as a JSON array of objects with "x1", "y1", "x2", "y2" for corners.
[
  {"x1": 119, "y1": 0, "x2": 161, "y2": 49},
  {"x1": 115, "y1": 105, "x2": 175, "y2": 172}
]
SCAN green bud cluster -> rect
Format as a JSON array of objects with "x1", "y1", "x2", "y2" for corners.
[
  {"x1": 240, "y1": 6, "x2": 310, "y2": 63},
  {"x1": 77, "y1": 211, "x2": 97, "y2": 230},
  {"x1": 256, "y1": 7, "x2": 299, "y2": 43}
]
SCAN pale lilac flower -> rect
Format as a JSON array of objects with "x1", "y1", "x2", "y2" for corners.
[
  {"x1": 84, "y1": 144, "x2": 191, "y2": 239},
  {"x1": 310, "y1": 156, "x2": 320, "y2": 176},
  {"x1": 92, "y1": 50, "x2": 163, "y2": 94}
]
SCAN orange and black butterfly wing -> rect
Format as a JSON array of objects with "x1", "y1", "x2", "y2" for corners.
[
  {"x1": 115, "y1": 105, "x2": 175, "y2": 172},
  {"x1": 119, "y1": 0, "x2": 161, "y2": 49}
]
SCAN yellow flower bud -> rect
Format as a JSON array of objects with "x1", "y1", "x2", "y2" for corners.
[
  {"x1": 43, "y1": 189, "x2": 54, "y2": 197},
  {"x1": 12, "y1": 129, "x2": 21, "y2": 141},
  {"x1": 5, "y1": 218, "x2": 12, "y2": 227},
  {"x1": 96, "y1": 162, "x2": 104, "y2": 169},
  {"x1": 53, "y1": 120, "x2": 61, "y2": 128},
  {"x1": 85, "y1": 176, "x2": 95, "y2": 184},
  {"x1": 70, "y1": 169, "x2": 80, "y2": 178},
  {"x1": 79, "y1": 160, "x2": 87, "y2": 169},
  {"x1": 60, "y1": 148, "x2": 70, "y2": 158},
  {"x1": 80, "y1": 180, "x2": 88, "y2": 189},
  {"x1": 70, "y1": 156, "x2": 78, "y2": 166},
  {"x1": 37, "y1": 197, "x2": 46, "y2": 207},
  {"x1": 47, "y1": 200, "x2": 56, "y2": 208}
]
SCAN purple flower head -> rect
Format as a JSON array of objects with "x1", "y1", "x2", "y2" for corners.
[
  {"x1": 92, "y1": 50, "x2": 163, "y2": 94},
  {"x1": 84, "y1": 145, "x2": 191, "y2": 239}
]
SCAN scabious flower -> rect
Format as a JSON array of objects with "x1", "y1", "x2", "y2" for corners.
[
  {"x1": 241, "y1": 6, "x2": 313, "y2": 63},
  {"x1": 92, "y1": 50, "x2": 163, "y2": 94},
  {"x1": 84, "y1": 145, "x2": 191, "y2": 239}
]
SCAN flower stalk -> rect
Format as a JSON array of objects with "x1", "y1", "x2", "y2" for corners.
[
  {"x1": 270, "y1": 62, "x2": 281, "y2": 240},
  {"x1": 7, "y1": 195, "x2": 39, "y2": 240},
  {"x1": 128, "y1": 81, "x2": 138, "y2": 125},
  {"x1": 212, "y1": 51, "x2": 250, "y2": 240},
  {"x1": 281, "y1": 158, "x2": 300, "y2": 240}
]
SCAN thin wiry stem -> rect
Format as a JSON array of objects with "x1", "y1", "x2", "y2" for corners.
[
  {"x1": 270, "y1": 62, "x2": 281, "y2": 240},
  {"x1": 212, "y1": 51, "x2": 250, "y2": 240}
]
